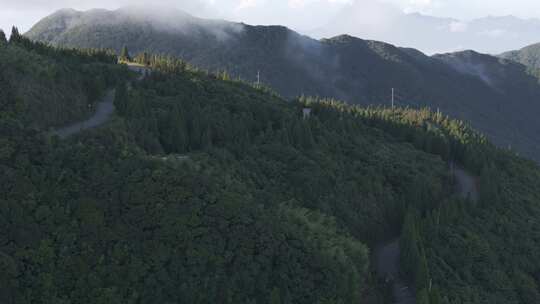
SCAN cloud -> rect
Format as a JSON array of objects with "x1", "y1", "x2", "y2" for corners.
[
  {"x1": 288, "y1": 0, "x2": 307, "y2": 8},
  {"x1": 478, "y1": 29, "x2": 507, "y2": 38},
  {"x1": 236, "y1": 0, "x2": 262, "y2": 10},
  {"x1": 449, "y1": 21, "x2": 468, "y2": 32}
]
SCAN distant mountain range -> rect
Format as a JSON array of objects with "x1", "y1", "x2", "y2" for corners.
[
  {"x1": 25, "y1": 7, "x2": 540, "y2": 161},
  {"x1": 310, "y1": 1, "x2": 540, "y2": 55}
]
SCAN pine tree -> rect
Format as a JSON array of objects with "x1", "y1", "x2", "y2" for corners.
[
  {"x1": 415, "y1": 247, "x2": 430, "y2": 291},
  {"x1": 189, "y1": 110, "x2": 202, "y2": 150},
  {"x1": 301, "y1": 122, "x2": 315, "y2": 150},
  {"x1": 202, "y1": 126, "x2": 213, "y2": 149},
  {"x1": 10, "y1": 26, "x2": 21, "y2": 43},
  {"x1": 171, "y1": 106, "x2": 188, "y2": 153},
  {"x1": 479, "y1": 164, "x2": 498, "y2": 206},
  {"x1": 114, "y1": 83, "x2": 128, "y2": 115},
  {"x1": 142, "y1": 52, "x2": 150, "y2": 66},
  {"x1": 120, "y1": 45, "x2": 130, "y2": 62},
  {"x1": 0, "y1": 30, "x2": 6, "y2": 45},
  {"x1": 400, "y1": 209, "x2": 420, "y2": 278}
]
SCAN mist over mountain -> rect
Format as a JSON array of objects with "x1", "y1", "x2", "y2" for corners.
[
  {"x1": 4, "y1": 4, "x2": 540, "y2": 304},
  {"x1": 25, "y1": 7, "x2": 540, "y2": 162},
  {"x1": 310, "y1": 1, "x2": 540, "y2": 55}
]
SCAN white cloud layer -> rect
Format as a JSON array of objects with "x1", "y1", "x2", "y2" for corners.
[
  {"x1": 2, "y1": 0, "x2": 540, "y2": 34},
  {"x1": 2, "y1": 0, "x2": 540, "y2": 53}
]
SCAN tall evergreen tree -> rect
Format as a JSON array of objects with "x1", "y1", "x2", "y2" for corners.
[
  {"x1": 400, "y1": 209, "x2": 420, "y2": 278},
  {"x1": 0, "y1": 30, "x2": 6, "y2": 45},
  {"x1": 415, "y1": 247, "x2": 430, "y2": 291},
  {"x1": 10, "y1": 26, "x2": 21, "y2": 43},
  {"x1": 479, "y1": 164, "x2": 499, "y2": 206},
  {"x1": 120, "y1": 45, "x2": 130, "y2": 62},
  {"x1": 114, "y1": 83, "x2": 128, "y2": 115}
]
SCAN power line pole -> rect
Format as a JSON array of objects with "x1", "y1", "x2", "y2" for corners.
[
  {"x1": 256, "y1": 70, "x2": 260, "y2": 88},
  {"x1": 391, "y1": 88, "x2": 395, "y2": 109}
]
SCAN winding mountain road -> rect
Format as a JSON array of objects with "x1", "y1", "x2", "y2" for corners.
[
  {"x1": 374, "y1": 239, "x2": 415, "y2": 304},
  {"x1": 50, "y1": 63, "x2": 152, "y2": 139},
  {"x1": 373, "y1": 163, "x2": 478, "y2": 304},
  {"x1": 452, "y1": 163, "x2": 479, "y2": 201},
  {"x1": 51, "y1": 89, "x2": 116, "y2": 139}
]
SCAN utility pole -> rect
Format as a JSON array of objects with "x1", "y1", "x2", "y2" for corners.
[
  {"x1": 256, "y1": 70, "x2": 260, "y2": 88},
  {"x1": 391, "y1": 88, "x2": 395, "y2": 109}
]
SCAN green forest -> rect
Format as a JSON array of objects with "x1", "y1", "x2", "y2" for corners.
[{"x1": 1, "y1": 29, "x2": 540, "y2": 304}]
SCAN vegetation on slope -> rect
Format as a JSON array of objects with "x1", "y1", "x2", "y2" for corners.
[
  {"x1": 362, "y1": 108, "x2": 540, "y2": 304},
  {"x1": 25, "y1": 8, "x2": 540, "y2": 163},
  {"x1": 1, "y1": 27, "x2": 127, "y2": 130},
  {"x1": 1, "y1": 32, "x2": 540, "y2": 304},
  {"x1": 501, "y1": 42, "x2": 540, "y2": 70}
]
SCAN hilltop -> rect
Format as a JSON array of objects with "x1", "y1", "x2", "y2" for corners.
[
  {"x1": 2, "y1": 29, "x2": 540, "y2": 304},
  {"x1": 25, "y1": 7, "x2": 540, "y2": 162}
]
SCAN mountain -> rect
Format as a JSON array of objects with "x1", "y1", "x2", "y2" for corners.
[
  {"x1": 500, "y1": 42, "x2": 540, "y2": 70},
  {"x1": 0, "y1": 27, "x2": 126, "y2": 129},
  {"x1": 6, "y1": 30, "x2": 540, "y2": 303},
  {"x1": 310, "y1": 1, "x2": 540, "y2": 55},
  {"x1": 4, "y1": 29, "x2": 540, "y2": 304},
  {"x1": 25, "y1": 8, "x2": 540, "y2": 163}
]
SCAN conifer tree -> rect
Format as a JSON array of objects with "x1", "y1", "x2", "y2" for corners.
[
  {"x1": 120, "y1": 45, "x2": 130, "y2": 62},
  {"x1": 0, "y1": 30, "x2": 6, "y2": 45},
  {"x1": 479, "y1": 164, "x2": 498, "y2": 206},
  {"x1": 415, "y1": 247, "x2": 430, "y2": 291},
  {"x1": 189, "y1": 109, "x2": 202, "y2": 150},
  {"x1": 171, "y1": 106, "x2": 188, "y2": 152},
  {"x1": 202, "y1": 126, "x2": 213, "y2": 149},
  {"x1": 10, "y1": 26, "x2": 21, "y2": 43},
  {"x1": 400, "y1": 209, "x2": 420, "y2": 278},
  {"x1": 114, "y1": 83, "x2": 128, "y2": 115}
]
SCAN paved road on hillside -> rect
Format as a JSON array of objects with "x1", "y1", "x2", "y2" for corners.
[
  {"x1": 51, "y1": 89, "x2": 116, "y2": 139},
  {"x1": 374, "y1": 163, "x2": 478, "y2": 304},
  {"x1": 126, "y1": 64, "x2": 151, "y2": 80},
  {"x1": 51, "y1": 63, "x2": 152, "y2": 139},
  {"x1": 452, "y1": 163, "x2": 479, "y2": 201},
  {"x1": 374, "y1": 239, "x2": 415, "y2": 304}
]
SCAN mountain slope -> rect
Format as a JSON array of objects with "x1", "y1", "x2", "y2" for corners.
[
  {"x1": 3, "y1": 30, "x2": 540, "y2": 304},
  {"x1": 25, "y1": 8, "x2": 540, "y2": 163},
  {"x1": 1, "y1": 28, "x2": 126, "y2": 129},
  {"x1": 500, "y1": 42, "x2": 540, "y2": 70},
  {"x1": 2, "y1": 33, "x2": 446, "y2": 304}
]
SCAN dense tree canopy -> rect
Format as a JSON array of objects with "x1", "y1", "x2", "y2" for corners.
[{"x1": 1, "y1": 40, "x2": 539, "y2": 304}]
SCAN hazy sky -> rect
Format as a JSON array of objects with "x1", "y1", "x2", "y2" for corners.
[{"x1": 2, "y1": 0, "x2": 540, "y2": 36}]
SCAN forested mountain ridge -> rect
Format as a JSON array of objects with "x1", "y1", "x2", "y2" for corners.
[
  {"x1": 500, "y1": 42, "x2": 540, "y2": 70},
  {"x1": 1, "y1": 27, "x2": 126, "y2": 130},
  {"x1": 25, "y1": 7, "x2": 540, "y2": 163},
  {"x1": 312, "y1": 6, "x2": 540, "y2": 55},
  {"x1": 3, "y1": 28, "x2": 540, "y2": 303}
]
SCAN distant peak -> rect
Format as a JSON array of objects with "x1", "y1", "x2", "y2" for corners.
[
  {"x1": 51, "y1": 8, "x2": 79, "y2": 16},
  {"x1": 322, "y1": 34, "x2": 362, "y2": 44},
  {"x1": 116, "y1": 5, "x2": 193, "y2": 18}
]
